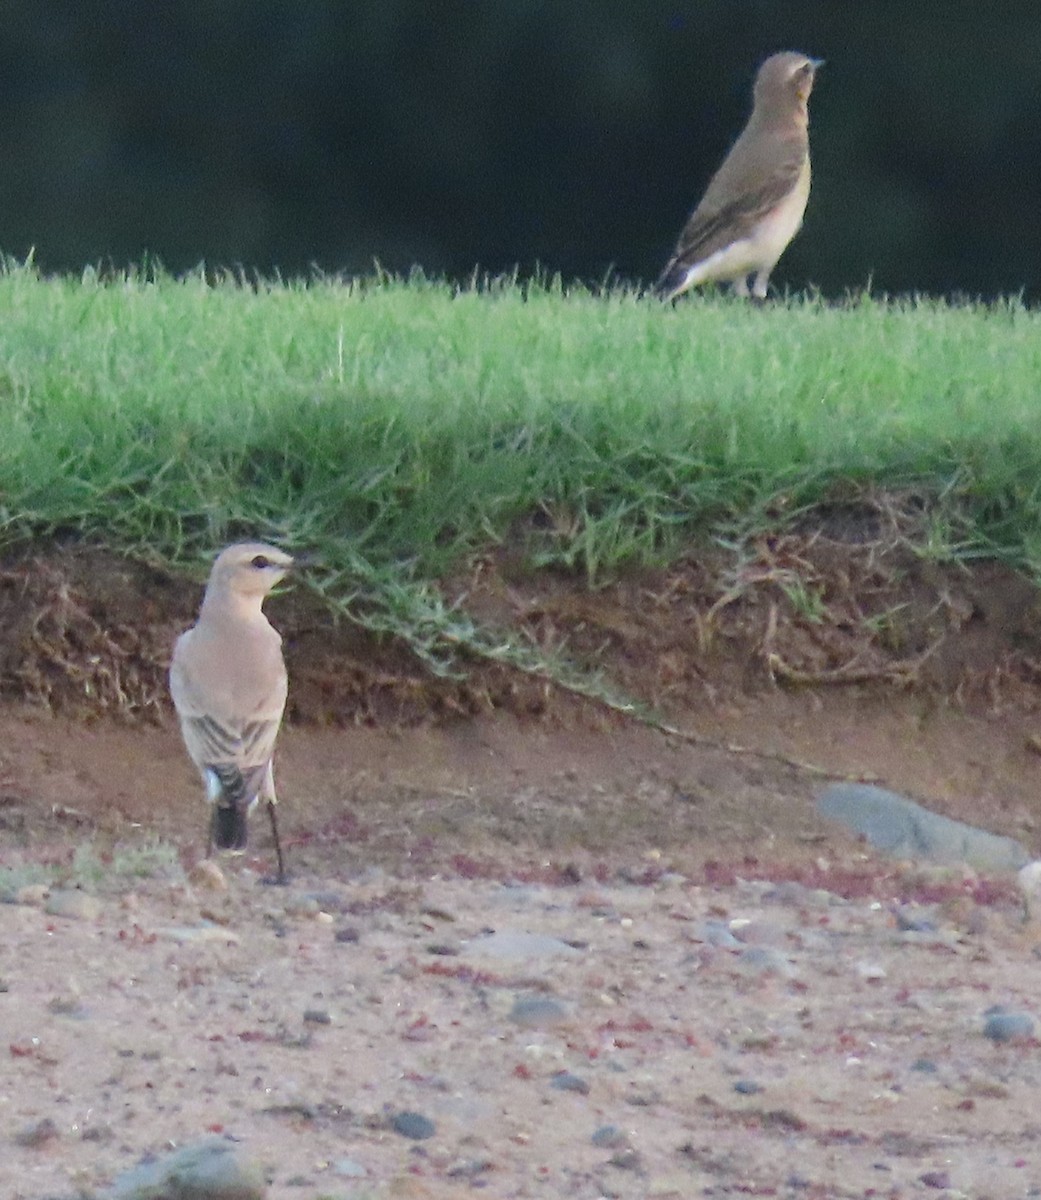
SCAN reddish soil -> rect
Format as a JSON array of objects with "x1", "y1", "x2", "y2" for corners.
[{"x1": 3, "y1": 527, "x2": 1041, "y2": 1198}]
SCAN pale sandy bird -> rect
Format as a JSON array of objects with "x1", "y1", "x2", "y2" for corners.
[
  {"x1": 656, "y1": 51, "x2": 822, "y2": 301},
  {"x1": 170, "y1": 543, "x2": 294, "y2": 881}
]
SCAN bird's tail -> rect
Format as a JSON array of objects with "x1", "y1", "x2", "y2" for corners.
[
  {"x1": 212, "y1": 803, "x2": 250, "y2": 852},
  {"x1": 206, "y1": 763, "x2": 267, "y2": 852},
  {"x1": 654, "y1": 258, "x2": 690, "y2": 302}
]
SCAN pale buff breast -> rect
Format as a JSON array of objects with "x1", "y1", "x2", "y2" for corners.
[{"x1": 747, "y1": 155, "x2": 811, "y2": 272}]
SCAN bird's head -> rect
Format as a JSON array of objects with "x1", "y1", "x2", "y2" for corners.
[
  {"x1": 754, "y1": 52, "x2": 823, "y2": 109},
  {"x1": 208, "y1": 542, "x2": 295, "y2": 599}
]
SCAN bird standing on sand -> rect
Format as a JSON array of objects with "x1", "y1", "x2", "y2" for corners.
[
  {"x1": 169, "y1": 543, "x2": 294, "y2": 881},
  {"x1": 656, "y1": 51, "x2": 822, "y2": 302}
]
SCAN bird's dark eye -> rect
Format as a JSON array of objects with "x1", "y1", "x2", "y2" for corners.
[{"x1": 251, "y1": 555, "x2": 271, "y2": 569}]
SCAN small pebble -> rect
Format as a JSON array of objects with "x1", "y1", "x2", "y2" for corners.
[
  {"x1": 80, "y1": 1123, "x2": 114, "y2": 1143},
  {"x1": 335, "y1": 925, "x2": 360, "y2": 944},
  {"x1": 392, "y1": 1110, "x2": 436, "y2": 1140},
  {"x1": 730, "y1": 917, "x2": 789, "y2": 948},
  {"x1": 509, "y1": 995, "x2": 569, "y2": 1028},
  {"x1": 698, "y1": 919, "x2": 741, "y2": 948},
  {"x1": 894, "y1": 907, "x2": 937, "y2": 933},
  {"x1": 467, "y1": 930, "x2": 581, "y2": 960},
  {"x1": 591, "y1": 1124, "x2": 627, "y2": 1149},
  {"x1": 609, "y1": 1148, "x2": 643, "y2": 1171},
  {"x1": 303, "y1": 1008, "x2": 332, "y2": 1025},
  {"x1": 333, "y1": 1157, "x2": 368, "y2": 1178},
  {"x1": 910, "y1": 1058, "x2": 938, "y2": 1073},
  {"x1": 856, "y1": 961, "x2": 887, "y2": 982},
  {"x1": 625, "y1": 1083, "x2": 662, "y2": 1107},
  {"x1": 157, "y1": 923, "x2": 240, "y2": 945},
  {"x1": 983, "y1": 1010, "x2": 1035, "y2": 1043},
  {"x1": 550, "y1": 1071, "x2": 590, "y2": 1094},
  {"x1": 446, "y1": 1157, "x2": 494, "y2": 1179},
  {"x1": 420, "y1": 905, "x2": 457, "y2": 922},
  {"x1": 47, "y1": 994, "x2": 88, "y2": 1018},
  {"x1": 736, "y1": 946, "x2": 795, "y2": 978},
  {"x1": 14, "y1": 1117, "x2": 59, "y2": 1148},
  {"x1": 733, "y1": 1079, "x2": 762, "y2": 1095},
  {"x1": 764, "y1": 880, "x2": 830, "y2": 908}
]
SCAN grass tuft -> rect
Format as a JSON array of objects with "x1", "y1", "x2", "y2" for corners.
[{"x1": 3, "y1": 261, "x2": 1041, "y2": 689}]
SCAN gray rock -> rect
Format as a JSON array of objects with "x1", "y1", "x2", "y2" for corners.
[
  {"x1": 464, "y1": 930, "x2": 582, "y2": 960},
  {"x1": 591, "y1": 1124, "x2": 627, "y2": 1149},
  {"x1": 425, "y1": 941, "x2": 460, "y2": 956},
  {"x1": 108, "y1": 1136, "x2": 266, "y2": 1199},
  {"x1": 331, "y1": 1158, "x2": 367, "y2": 1178},
  {"x1": 733, "y1": 1079, "x2": 762, "y2": 1095},
  {"x1": 44, "y1": 890, "x2": 102, "y2": 920},
  {"x1": 14, "y1": 1117, "x2": 59, "y2": 1147},
  {"x1": 818, "y1": 784, "x2": 1029, "y2": 871},
  {"x1": 157, "y1": 923, "x2": 240, "y2": 945},
  {"x1": 756, "y1": 879, "x2": 837, "y2": 908},
  {"x1": 282, "y1": 895, "x2": 319, "y2": 918},
  {"x1": 608, "y1": 1148, "x2": 643, "y2": 1171},
  {"x1": 550, "y1": 1071, "x2": 590, "y2": 1094},
  {"x1": 697, "y1": 919, "x2": 741, "y2": 948},
  {"x1": 894, "y1": 907, "x2": 938, "y2": 933},
  {"x1": 446, "y1": 1156, "x2": 494, "y2": 1179},
  {"x1": 509, "y1": 994, "x2": 570, "y2": 1028},
  {"x1": 983, "y1": 1010, "x2": 1035, "y2": 1043},
  {"x1": 736, "y1": 946, "x2": 796, "y2": 979},
  {"x1": 391, "y1": 1111, "x2": 436, "y2": 1140},
  {"x1": 855, "y1": 961, "x2": 887, "y2": 982},
  {"x1": 729, "y1": 918, "x2": 789, "y2": 948}
]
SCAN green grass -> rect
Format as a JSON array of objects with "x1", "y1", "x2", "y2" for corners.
[{"x1": 2, "y1": 260, "x2": 1041, "y2": 673}]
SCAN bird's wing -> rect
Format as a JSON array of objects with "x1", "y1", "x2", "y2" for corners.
[
  {"x1": 178, "y1": 712, "x2": 283, "y2": 773},
  {"x1": 662, "y1": 133, "x2": 807, "y2": 274},
  {"x1": 170, "y1": 629, "x2": 286, "y2": 774}
]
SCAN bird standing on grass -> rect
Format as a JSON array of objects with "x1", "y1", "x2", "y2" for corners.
[
  {"x1": 656, "y1": 51, "x2": 822, "y2": 302},
  {"x1": 170, "y1": 543, "x2": 294, "y2": 882}
]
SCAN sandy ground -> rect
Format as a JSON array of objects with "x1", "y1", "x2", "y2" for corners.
[{"x1": 2, "y1": 693, "x2": 1041, "y2": 1200}]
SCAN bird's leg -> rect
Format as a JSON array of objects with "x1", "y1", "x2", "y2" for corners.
[
  {"x1": 732, "y1": 276, "x2": 751, "y2": 299},
  {"x1": 751, "y1": 270, "x2": 771, "y2": 301},
  {"x1": 266, "y1": 800, "x2": 287, "y2": 884}
]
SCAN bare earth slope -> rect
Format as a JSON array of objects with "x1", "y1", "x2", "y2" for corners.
[{"x1": 2, "y1": 533, "x2": 1041, "y2": 1198}]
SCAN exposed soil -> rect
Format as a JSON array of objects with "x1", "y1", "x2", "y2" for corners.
[{"x1": 4, "y1": 521, "x2": 1041, "y2": 1198}]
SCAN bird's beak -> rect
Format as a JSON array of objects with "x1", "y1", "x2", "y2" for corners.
[
  {"x1": 287, "y1": 550, "x2": 320, "y2": 569},
  {"x1": 808, "y1": 58, "x2": 825, "y2": 71}
]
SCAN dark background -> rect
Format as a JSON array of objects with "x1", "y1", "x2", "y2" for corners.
[{"x1": 1, "y1": 3, "x2": 1038, "y2": 298}]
